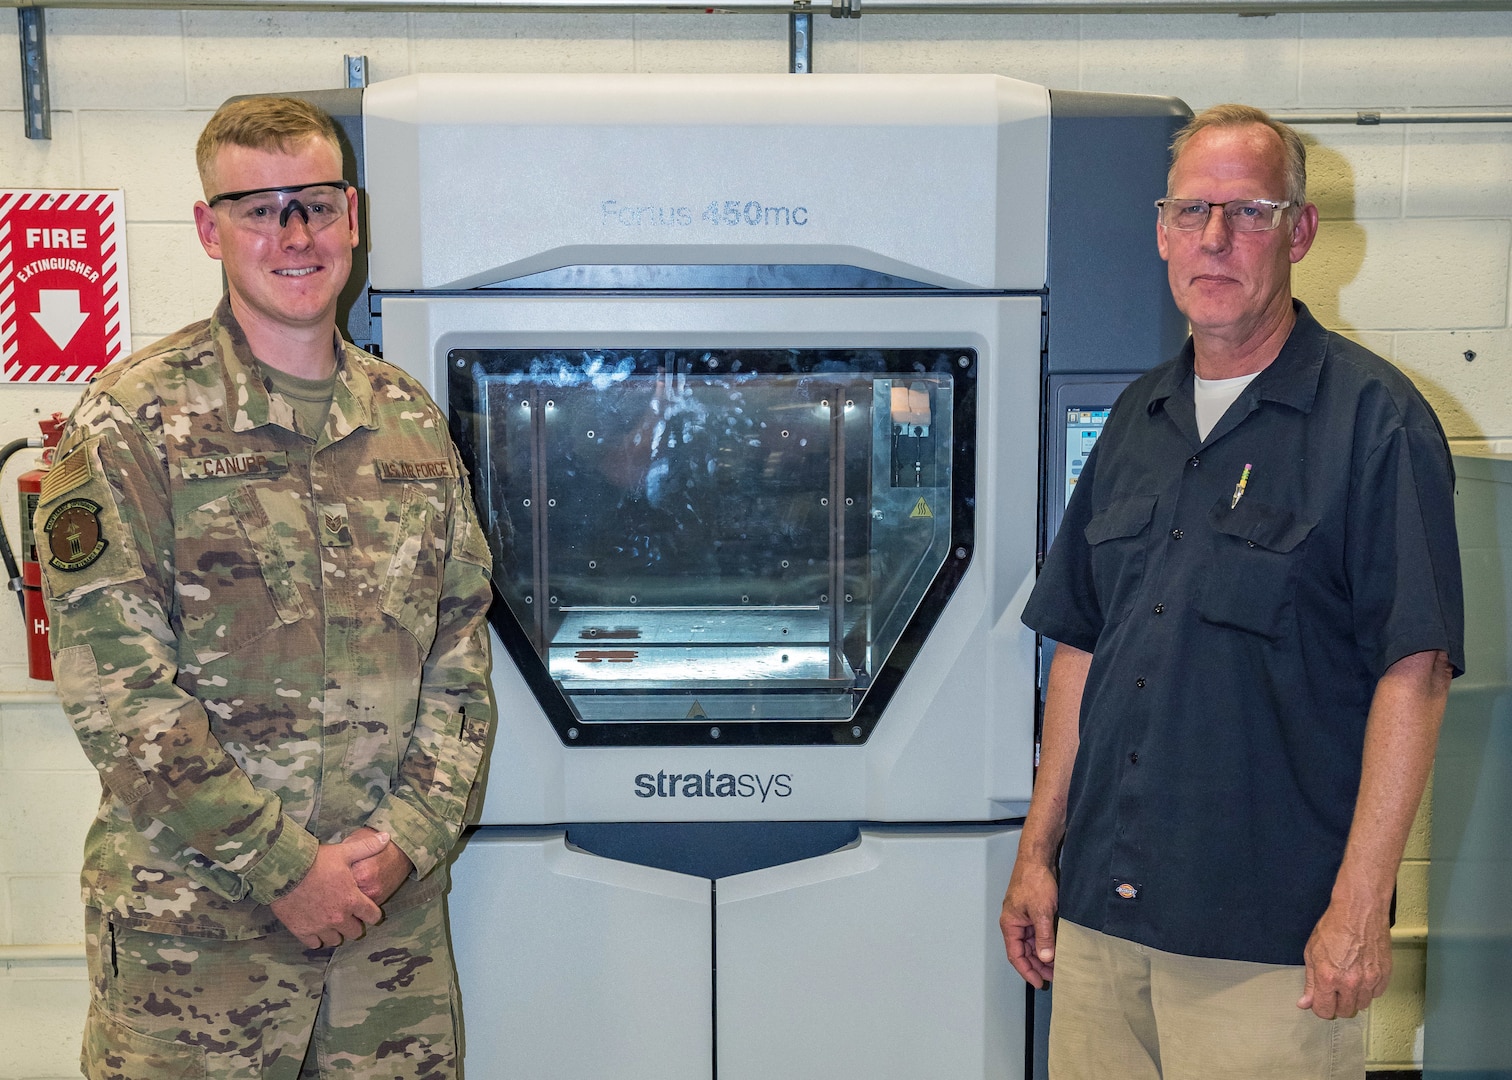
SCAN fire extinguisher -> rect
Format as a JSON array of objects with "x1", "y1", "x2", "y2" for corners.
[{"x1": 2, "y1": 413, "x2": 66, "y2": 681}]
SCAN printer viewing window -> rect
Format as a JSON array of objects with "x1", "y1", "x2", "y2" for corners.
[{"x1": 448, "y1": 346, "x2": 977, "y2": 747}]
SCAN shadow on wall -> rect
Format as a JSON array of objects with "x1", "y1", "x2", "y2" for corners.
[
  {"x1": 1393, "y1": 357, "x2": 1486, "y2": 447},
  {"x1": 1294, "y1": 133, "x2": 1367, "y2": 336},
  {"x1": 1295, "y1": 131, "x2": 1482, "y2": 443}
]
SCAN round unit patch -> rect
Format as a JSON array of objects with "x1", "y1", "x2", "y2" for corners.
[{"x1": 44, "y1": 498, "x2": 109, "y2": 572}]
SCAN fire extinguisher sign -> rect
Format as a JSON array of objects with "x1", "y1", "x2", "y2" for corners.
[{"x1": 0, "y1": 189, "x2": 131, "y2": 384}]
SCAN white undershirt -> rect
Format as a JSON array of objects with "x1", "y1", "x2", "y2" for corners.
[{"x1": 1193, "y1": 370, "x2": 1261, "y2": 441}]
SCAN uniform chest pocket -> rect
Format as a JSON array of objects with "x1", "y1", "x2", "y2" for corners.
[
  {"x1": 1084, "y1": 494, "x2": 1157, "y2": 625},
  {"x1": 177, "y1": 486, "x2": 312, "y2": 664},
  {"x1": 1196, "y1": 499, "x2": 1316, "y2": 641},
  {"x1": 381, "y1": 483, "x2": 445, "y2": 654}
]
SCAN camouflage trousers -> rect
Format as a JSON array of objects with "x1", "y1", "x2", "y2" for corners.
[{"x1": 81, "y1": 898, "x2": 458, "y2": 1079}]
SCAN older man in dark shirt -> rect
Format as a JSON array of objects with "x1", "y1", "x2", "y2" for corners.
[{"x1": 999, "y1": 103, "x2": 1463, "y2": 1079}]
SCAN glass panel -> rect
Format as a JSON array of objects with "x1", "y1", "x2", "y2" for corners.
[{"x1": 449, "y1": 348, "x2": 974, "y2": 746}]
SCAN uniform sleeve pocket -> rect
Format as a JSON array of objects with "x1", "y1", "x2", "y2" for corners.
[
  {"x1": 54, "y1": 644, "x2": 152, "y2": 806},
  {"x1": 1196, "y1": 499, "x2": 1317, "y2": 640},
  {"x1": 447, "y1": 706, "x2": 492, "y2": 822},
  {"x1": 454, "y1": 504, "x2": 494, "y2": 572},
  {"x1": 443, "y1": 705, "x2": 489, "y2": 798}
]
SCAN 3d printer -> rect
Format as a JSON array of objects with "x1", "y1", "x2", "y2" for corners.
[{"x1": 335, "y1": 72, "x2": 1187, "y2": 1079}]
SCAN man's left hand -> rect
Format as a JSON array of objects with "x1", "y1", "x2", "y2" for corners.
[
  {"x1": 1298, "y1": 896, "x2": 1393, "y2": 1020},
  {"x1": 348, "y1": 826, "x2": 415, "y2": 906}
]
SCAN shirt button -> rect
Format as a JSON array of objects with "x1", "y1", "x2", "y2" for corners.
[
  {"x1": 1153, "y1": 603, "x2": 1165, "y2": 614},
  {"x1": 1129, "y1": 751, "x2": 1139, "y2": 764},
  {"x1": 1171, "y1": 528, "x2": 1184, "y2": 540},
  {"x1": 1189, "y1": 456, "x2": 1200, "y2": 468},
  {"x1": 1135, "y1": 678, "x2": 1146, "y2": 688}
]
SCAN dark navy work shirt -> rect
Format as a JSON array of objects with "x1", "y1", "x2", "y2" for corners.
[{"x1": 1023, "y1": 301, "x2": 1465, "y2": 965}]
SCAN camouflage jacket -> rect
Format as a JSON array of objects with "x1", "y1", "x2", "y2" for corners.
[{"x1": 36, "y1": 298, "x2": 495, "y2": 940}]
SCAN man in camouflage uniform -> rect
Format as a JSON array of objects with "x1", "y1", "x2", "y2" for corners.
[{"x1": 35, "y1": 96, "x2": 494, "y2": 1078}]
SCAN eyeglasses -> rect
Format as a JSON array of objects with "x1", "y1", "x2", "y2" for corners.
[
  {"x1": 1155, "y1": 198, "x2": 1292, "y2": 233},
  {"x1": 207, "y1": 181, "x2": 352, "y2": 235}
]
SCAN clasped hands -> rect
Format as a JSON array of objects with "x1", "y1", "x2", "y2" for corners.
[{"x1": 269, "y1": 827, "x2": 414, "y2": 949}]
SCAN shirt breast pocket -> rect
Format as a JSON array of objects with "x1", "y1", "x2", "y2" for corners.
[
  {"x1": 381, "y1": 483, "x2": 445, "y2": 654},
  {"x1": 1197, "y1": 499, "x2": 1317, "y2": 641},
  {"x1": 178, "y1": 485, "x2": 311, "y2": 664},
  {"x1": 1084, "y1": 494, "x2": 1157, "y2": 625}
]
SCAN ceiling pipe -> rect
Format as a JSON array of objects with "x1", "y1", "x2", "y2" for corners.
[
  {"x1": 10, "y1": 0, "x2": 1512, "y2": 140},
  {"x1": 5, "y1": 0, "x2": 1512, "y2": 13},
  {"x1": 1275, "y1": 110, "x2": 1512, "y2": 124}
]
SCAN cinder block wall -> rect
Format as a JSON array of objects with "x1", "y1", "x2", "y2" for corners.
[{"x1": 1, "y1": 9, "x2": 1507, "y2": 1076}]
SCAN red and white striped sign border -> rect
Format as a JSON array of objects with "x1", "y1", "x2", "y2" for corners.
[{"x1": 0, "y1": 189, "x2": 131, "y2": 383}]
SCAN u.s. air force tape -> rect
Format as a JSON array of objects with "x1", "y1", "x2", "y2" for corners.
[
  {"x1": 374, "y1": 459, "x2": 457, "y2": 480},
  {"x1": 43, "y1": 498, "x2": 109, "y2": 572}
]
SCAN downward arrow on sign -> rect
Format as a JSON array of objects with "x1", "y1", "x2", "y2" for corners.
[{"x1": 31, "y1": 289, "x2": 89, "y2": 350}]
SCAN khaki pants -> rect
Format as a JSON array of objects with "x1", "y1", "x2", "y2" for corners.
[
  {"x1": 82, "y1": 899, "x2": 457, "y2": 1079},
  {"x1": 1049, "y1": 919, "x2": 1365, "y2": 1080}
]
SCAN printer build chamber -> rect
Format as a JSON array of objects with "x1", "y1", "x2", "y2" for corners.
[{"x1": 451, "y1": 345, "x2": 971, "y2": 744}]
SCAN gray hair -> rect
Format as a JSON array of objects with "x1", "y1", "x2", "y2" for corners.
[{"x1": 1167, "y1": 103, "x2": 1307, "y2": 212}]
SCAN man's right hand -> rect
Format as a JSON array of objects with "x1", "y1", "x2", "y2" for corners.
[
  {"x1": 1000, "y1": 857, "x2": 1060, "y2": 989},
  {"x1": 270, "y1": 830, "x2": 391, "y2": 949}
]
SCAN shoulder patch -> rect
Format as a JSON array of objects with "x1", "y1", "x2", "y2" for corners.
[
  {"x1": 374, "y1": 459, "x2": 458, "y2": 481},
  {"x1": 39, "y1": 446, "x2": 91, "y2": 504},
  {"x1": 43, "y1": 499, "x2": 110, "y2": 572}
]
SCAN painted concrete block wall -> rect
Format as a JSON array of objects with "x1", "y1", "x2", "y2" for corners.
[{"x1": 1, "y1": 9, "x2": 1508, "y2": 1077}]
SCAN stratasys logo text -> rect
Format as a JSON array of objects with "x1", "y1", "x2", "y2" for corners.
[{"x1": 634, "y1": 769, "x2": 793, "y2": 802}]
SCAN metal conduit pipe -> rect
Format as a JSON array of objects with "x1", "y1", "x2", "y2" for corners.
[
  {"x1": 4, "y1": 0, "x2": 1512, "y2": 12},
  {"x1": 0, "y1": 944, "x2": 86, "y2": 962},
  {"x1": 13, "y1": 0, "x2": 1512, "y2": 134},
  {"x1": 1276, "y1": 110, "x2": 1512, "y2": 124}
]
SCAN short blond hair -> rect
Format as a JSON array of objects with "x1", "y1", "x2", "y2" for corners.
[
  {"x1": 1167, "y1": 103, "x2": 1307, "y2": 212},
  {"x1": 196, "y1": 96, "x2": 342, "y2": 194}
]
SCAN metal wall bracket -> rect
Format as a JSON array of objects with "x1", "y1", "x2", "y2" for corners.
[
  {"x1": 829, "y1": 0, "x2": 860, "y2": 18},
  {"x1": 789, "y1": 7, "x2": 812, "y2": 72},
  {"x1": 344, "y1": 53, "x2": 368, "y2": 88},
  {"x1": 18, "y1": 7, "x2": 51, "y2": 140}
]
